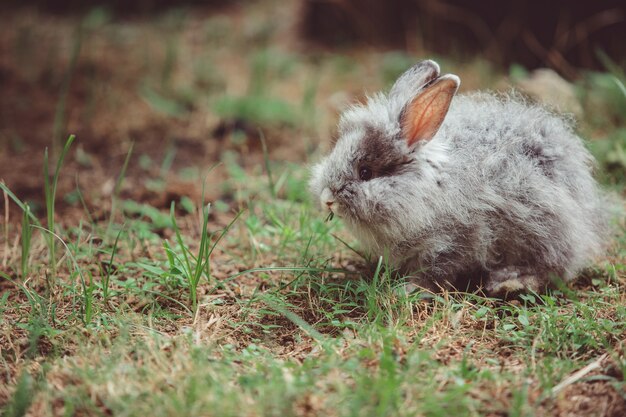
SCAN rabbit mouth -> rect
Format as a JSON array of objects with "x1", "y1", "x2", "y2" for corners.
[{"x1": 321, "y1": 202, "x2": 346, "y2": 222}]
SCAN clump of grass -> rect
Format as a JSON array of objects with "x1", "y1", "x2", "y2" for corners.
[
  {"x1": 0, "y1": 135, "x2": 75, "y2": 277},
  {"x1": 164, "y1": 201, "x2": 243, "y2": 314}
]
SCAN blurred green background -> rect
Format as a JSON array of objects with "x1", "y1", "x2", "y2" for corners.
[{"x1": 0, "y1": 0, "x2": 624, "y2": 218}]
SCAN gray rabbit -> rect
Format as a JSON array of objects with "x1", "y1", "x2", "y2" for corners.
[{"x1": 309, "y1": 60, "x2": 608, "y2": 296}]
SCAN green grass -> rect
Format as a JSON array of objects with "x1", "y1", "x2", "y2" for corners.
[
  {"x1": 1, "y1": 152, "x2": 624, "y2": 416},
  {"x1": 43, "y1": 134, "x2": 75, "y2": 275},
  {"x1": 20, "y1": 205, "x2": 32, "y2": 277}
]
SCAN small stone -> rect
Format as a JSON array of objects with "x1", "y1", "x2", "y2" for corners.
[{"x1": 515, "y1": 69, "x2": 583, "y2": 118}]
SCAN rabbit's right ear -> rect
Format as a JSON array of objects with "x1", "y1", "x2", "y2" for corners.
[
  {"x1": 389, "y1": 60, "x2": 441, "y2": 100},
  {"x1": 400, "y1": 74, "x2": 460, "y2": 147}
]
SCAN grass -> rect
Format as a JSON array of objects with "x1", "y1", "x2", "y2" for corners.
[
  {"x1": 20, "y1": 205, "x2": 31, "y2": 277},
  {"x1": 1, "y1": 3, "x2": 625, "y2": 417},
  {"x1": 43, "y1": 134, "x2": 75, "y2": 275},
  {"x1": 165, "y1": 200, "x2": 243, "y2": 314},
  {"x1": 1, "y1": 152, "x2": 624, "y2": 416}
]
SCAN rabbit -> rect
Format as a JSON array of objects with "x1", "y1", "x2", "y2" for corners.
[{"x1": 309, "y1": 59, "x2": 608, "y2": 296}]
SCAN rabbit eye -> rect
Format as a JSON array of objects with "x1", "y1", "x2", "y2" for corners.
[{"x1": 359, "y1": 166, "x2": 373, "y2": 181}]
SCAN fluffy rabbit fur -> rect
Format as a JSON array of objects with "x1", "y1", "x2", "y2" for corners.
[{"x1": 309, "y1": 60, "x2": 607, "y2": 296}]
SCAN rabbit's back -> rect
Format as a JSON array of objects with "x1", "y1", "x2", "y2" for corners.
[{"x1": 433, "y1": 93, "x2": 606, "y2": 280}]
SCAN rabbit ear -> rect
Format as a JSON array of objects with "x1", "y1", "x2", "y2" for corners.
[
  {"x1": 390, "y1": 60, "x2": 440, "y2": 100},
  {"x1": 400, "y1": 74, "x2": 460, "y2": 147}
]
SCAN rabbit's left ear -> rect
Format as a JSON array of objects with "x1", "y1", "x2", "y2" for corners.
[{"x1": 400, "y1": 74, "x2": 460, "y2": 147}]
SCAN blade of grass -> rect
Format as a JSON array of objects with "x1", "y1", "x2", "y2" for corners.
[
  {"x1": 102, "y1": 226, "x2": 124, "y2": 302},
  {"x1": 160, "y1": 143, "x2": 177, "y2": 178},
  {"x1": 194, "y1": 203, "x2": 211, "y2": 286},
  {"x1": 44, "y1": 134, "x2": 76, "y2": 274},
  {"x1": 2, "y1": 187, "x2": 8, "y2": 268},
  {"x1": 74, "y1": 175, "x2": 95, "y2": 226},
  {"x1": 367, "y1": 256, "x2": 385, "y2": 322},
  {"x1": 262, "y1": 295, "x2": 326, "y2": 342},
  {"x1": 21, "y1": 204, "x2": 32, "y2": 277},
  {"x1": 0, "y1": 182, "x2": 42, "y2": 228},
  {"x1": 170, "y1": 203, "x2": 193, "y2": 275},
  {"x1": 332, "y1": 233, "x2": 369, "y2": 261},
  {"x1": 259, "y1": 129, "x2": 275, "y2": 198},
  {"x1": 595, "y1": 49, "x2": 626, "y2": 80},
  {"x1": 108, "y1": 141, "x2": 134, "y2": 233},
  {"x1": 43, "y1": 149, "x2": 52, "y2": 269},
  {"x1": 208, "y1": 209, "x2": 245, "y2": 256}
]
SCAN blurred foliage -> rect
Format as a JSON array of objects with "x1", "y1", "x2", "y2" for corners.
[
  {"x1": 211, "y1": 49, "x2": 301, "y2": 127},
  {"x1": 213, "y1": 96, "x2": 297, "y2": 127},
  {"x1": 248, "y1": 49, "x2": 297, "y2": 96},
  {"x1": 379, "y1": 51, "x2": 415, "y2": 88},
  {"x1": 578, "y1": 60, "x2": 626, "y2": 187},
  {"x1": 1, "y1": 0, "x2": 246, "y2": 15},
  {"x1": 509, "y1": 64, "x2": 529, "y2": 82}
]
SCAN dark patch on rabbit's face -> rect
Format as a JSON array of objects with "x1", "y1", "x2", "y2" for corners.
[{"x1": 357, "y1": 126, "x2": 414, "y2": 179}]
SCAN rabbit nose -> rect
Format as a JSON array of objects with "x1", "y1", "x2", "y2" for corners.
[{"x1": 320, "y1": 187, "x2": 335, "y2": 210}]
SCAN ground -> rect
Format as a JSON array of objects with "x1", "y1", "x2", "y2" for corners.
[{"x1": 0, "y1": 2, "x2": 625, "y2": 417}]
